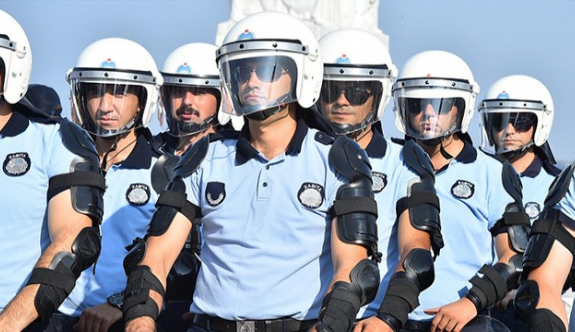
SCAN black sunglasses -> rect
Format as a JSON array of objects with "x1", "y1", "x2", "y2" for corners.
[
  {"x1": 320, "y1": 82, "x2": 373, "y2": 105},
  {"x1": 405, "y1": 98, "x2": 459, "y2": 115},
  {"x1": 233, "y1": 65, "x2": 288, "y2": 83},
  {"x1": 489, "y1": 112, "x2": 536, "y2": 132}
]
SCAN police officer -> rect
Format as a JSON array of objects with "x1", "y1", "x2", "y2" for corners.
[
  {"x1": 45, "y1": 37, "x2": 172, "y2": 332},
  {"x1": 157, "y1": 42, "x2": 242, "y2": 156},
  {"x1": 121, "y1": 12, "x2": 380, "y2": 332},
  {"x1": 0, "y1": 10, "x2": 104, "y2": 331},
  {"x1": 25, "y1": 84, "x2": 63, "y2": 118},
  {"x1": 316, "y1": 29, "x2": 442, "y2": 332},
  {"x1": 392, "y1": 50, "x2": 529, "y2": 332},
  {"x1": 157, "y1": 42, "x2": 242, "y2": 332},
  {"x1": 478, "y1": 75, "x2": 562, "y2": 331}
]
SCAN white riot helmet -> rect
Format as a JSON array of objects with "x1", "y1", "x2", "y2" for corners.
[
  {"x1": 0, "y1": 9, "x2": 32, "y2": 104},
  {"x1": 318, "y1": 29, "x2": 397, "y2": 136},
  {"x1": 160, "y1": 43, "x2": 242, "y2": 137},
  {"x1": 216, "y1": 11, "x2": 323, "y2": 120},
  {"x1": 68, "y1": 37, "x2": 162, "y2": 137},
  {"x1": 479, "y1": 75, "x2": 554, "y2": 157},
  {"x1": 393, "y1": 50, "x2": 480, "y2": 141}
]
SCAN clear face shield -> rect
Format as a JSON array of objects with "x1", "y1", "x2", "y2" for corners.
[
  {"x1": 161, "y1": 84, "x2": 220, "y2": 137},
  {"x1": 220, "y1": 56, "x2": 297, "y2": 117},
  {"x1": 396, "y1": 97, "x2": 465, "y2": 140},
  {"x1": 73, "y1": 82, "x2": 146, "y2": 137},
  {"x1": 482, "y1": 109, "x2": 538, "y2": 155},
  {"x1": 318, "y1": 80, "x2": 383, "y2": 135}
]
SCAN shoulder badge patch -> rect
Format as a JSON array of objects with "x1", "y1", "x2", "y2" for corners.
[
  {"x1": 3, "y1": 152, "x2": 31, "y2": 176},
  {"x1": 206, "y1": 181, "x2": 226, "y2": 207},
  {"x1": 371, "y1": 172, "x2": 387, "y2": 193},
  {"x1": 126, "y1": 183, "x2": 151, "y2": 205},
  {"x1": 298, "y1": 182, "x2": 324, "y2": 208},
  {"x1": 451, "y1": 180, "x2": 475, "y2": 199},
  {"x1": 525, "y1": 202, "x2": 541, "y2": 219}
]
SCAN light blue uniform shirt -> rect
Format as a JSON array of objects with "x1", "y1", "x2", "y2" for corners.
[
  {"x1": 409, "y1": 138, "x2": 516, "y2": 321},
  {"x1": 59, "y1": 132, "x2": 161, "y2": 316},
  {"x1": 357, "y1": 131, "x2": 419, "y2": 318},
  {"x1": 186, "y1": 118, "x2": 348, "y2": 321},
  {"x1": 555, "y1": 166, "x2": 575, "y2": 222},
  {"x1": 0, "y1": 108, "x2": 86, "y2": 311},
  {"x1": 519, "y1": 156, "x2": 560, "y2": 223}
]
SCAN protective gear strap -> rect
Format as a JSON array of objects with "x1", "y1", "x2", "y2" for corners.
[
  {"x1": 466, "y1": 264, "x2": 510, "y2": 312},
  {"x1": 48, "y1": 171, "x2": 106, "y2": 196},
  {"x1": 147, "y1": 177, "x2": 201, "y2": 237},
  {"x1": 155, "y1": 190, "x2": 201, "y2": 223},
  {"x1": 173, "y1": 135, "x2": 209, "y2": 178},
  {"x1": 318, "y1": 259, "x2": 380, "y2": 332},
  {"x1": 377, "y1": 249, "x2": 434, "y2": 331},
  {"x1": 401, "y1": 140, "x2": 444, "y2": 257},
  {"x1": 26, "y1": 227, "x2": 101, "y2": 321},
  {"x1": 332, "y1": 197, "x2": 377, "y2": 216},
  {"x1": 329, "y1": 136, "x2": 379, "y2": 261},
  {"x1": 515, "y1": 280, "x2": 566, "y2": 332},
  {"x1": 122, "y1": 265, "x2": 165, "y2": 323},
  {"x1": 151, "y1": 153, "x2": 178, "y2": 195}
]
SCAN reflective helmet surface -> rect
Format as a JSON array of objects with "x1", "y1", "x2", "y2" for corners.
[
  {"x1": 0, "y1": 9, "x2": 32, "y2": 104},
  {"x1": 479, "y1": 75, "x2": 553, "y2": 155},
  {"x1": 318, "y1": 28, "x2": 397, "y2": 135},
  {"x1": 216, "y1": 11, "x2": 322, "y2": 118},
  {"x1": 161, "y1": 42, "x2": 232, "y2": 137},
  {"x1": 68, "y1": 37, "x2": 162, "y2": 137},
  {"x1": 393, "y1": 50, "x2": 480, "y2": 141}
]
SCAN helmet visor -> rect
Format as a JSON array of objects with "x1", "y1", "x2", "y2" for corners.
[
  {"x1": 318, "y1": 80, "x2": 383, "y2": 135},
  {"x1": 220, "y1": 56, "x2": 297, "y2": 116},
  {"x1": 74, "y1": 82, "x2": 146, "y2": 137},
  {"x1": 396, "y1": 97, "x2": 465, "y2": 140},
  {"x1": 160, "y1": 85, "x2": 220, "y2": 137}
]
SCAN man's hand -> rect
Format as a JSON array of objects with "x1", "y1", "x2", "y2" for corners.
[
  {"x1": 353, "y1": 316, "x2": 394, "y2": 332},
  {"x1": 74, "y1": 303, "x2": 122, "y2": 332},
  {"x1": 424, "y1": 297, "x2": 477, "y2": 332}
]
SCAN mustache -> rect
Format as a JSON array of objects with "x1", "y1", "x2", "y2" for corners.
[{"x1": 176, "y1": 105, "x2": 200, "y2": 117}]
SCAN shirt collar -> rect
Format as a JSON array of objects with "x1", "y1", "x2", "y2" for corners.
[
  {"x1": 521, "y1": 155, "x2": 543, "y2": 178},
  {"x1": 0, "y1": 109, "x2": 29, "y2": 137},
  {"x1": 365, "y1": 129, "x2": 387, "y2": 158},
  {"x1": 236, "y1": 116, "x2": 309, "y2": 165},
  {"x1": 117, "y1": 132, "x2": 154, "y2": 169},
  {"x1": 454, "y1": 138, "x2": 477, "y2": 164}
]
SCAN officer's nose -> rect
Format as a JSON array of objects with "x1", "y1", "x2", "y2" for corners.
[
  {"x1": 504, "y1": 121, "x2": 516, "y2": 134},
  {"x1": 423, "y1": 103, "x2": 437, "y2": 118},
  {"x1": 98, "y1": 93, "x2": 114, "y2": 112},
  {"x1": 335, "y1": 91, "x2": 350, "y2": 106}
]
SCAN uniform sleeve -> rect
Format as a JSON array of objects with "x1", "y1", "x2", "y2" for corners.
[
  {"x1": 487, "y1": 164, "x2": 517, "y2": 230},
  {"x1": 47, "y1": 125, "x2": 93, "y2": 178}
]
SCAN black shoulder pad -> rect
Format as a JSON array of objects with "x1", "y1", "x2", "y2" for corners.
[
  {"x1": 59, "y1": 118, "x2": 99, "y2": 165},
  {"x1": 542, "y1": 160, "x2": 561, "y2": 177},
  {"x1": 173, "y1": 136, "x2": 209, "y2": 178},
  {"x1": 544, "y1": 163, "x2": 575, "y2": 210},
  {"x1": 315, "y1": 131, "x2": 335, "y2": 145},
  {"x1": 151, "y1": 153, "x2": 179, "y2": 194},
  {"x1": 391, "y1": 137, "x2": 406, "y2": 146},
  {"x1": 402, "y1": 140, "x2": 434, "y2": 182},
  {"x1": 502, "y1": 161, "x2": 523, "y2": 204},
  {"x1": 329, "y1": 136, "x2": 372, "y2": 180},
  {"x1": 208, "y1": 129, "x2": 240, "y2": 142}
]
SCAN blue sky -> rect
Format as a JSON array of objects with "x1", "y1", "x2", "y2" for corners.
[{"x1": 2, "y1": 0, "x2": 574, "y2": 164}]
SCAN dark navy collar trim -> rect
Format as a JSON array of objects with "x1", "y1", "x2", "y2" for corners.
[
  {"x1": 365, "y1": 130, "x2": 387, "y2": 159},
  {"x1": 235, "y1": 117, "x2": 309, "y2": 165},
  {"x1": 0, "y1": 109, "x2": 29, "y2": 137},
  {"x1": 454, "y1": 137, "x2": 477, "y2": 164},
  {"x1": 119, "y1": 132, "x2": 154, "y2": 169}
]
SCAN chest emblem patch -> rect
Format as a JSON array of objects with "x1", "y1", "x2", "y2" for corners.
[
  {"x1": 298, "y1": 182, "x2": 324, "y2": 209},
  {"x1": 525, "y1": 202, "x2": 541, "y2": 219},
  {"x1": 451, "y1": 180, "x2": 475, "y2": 199},
  {"x1": 3, "y1": 152, "x2": 31, "y2": 176},
  {"x1": 371, "y1": 172, "x2": 387, "y2": 193},
  {"x1": 206, "y1": 182, "x2": 226, "y2": 207},
  {"x1": 126, "y1": 183, "x2": 151, "y2": 205}
]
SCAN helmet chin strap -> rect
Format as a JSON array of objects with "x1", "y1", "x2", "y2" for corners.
[
  {"x1": 421, "y1": 136, "x2": 454, "y2": 160},
  {"x1": 245, "y1": 92, "x2": 291, "y2": 121},
  {"x1": 498, "y1": 141, "x2": 534, "y2": 160}
]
